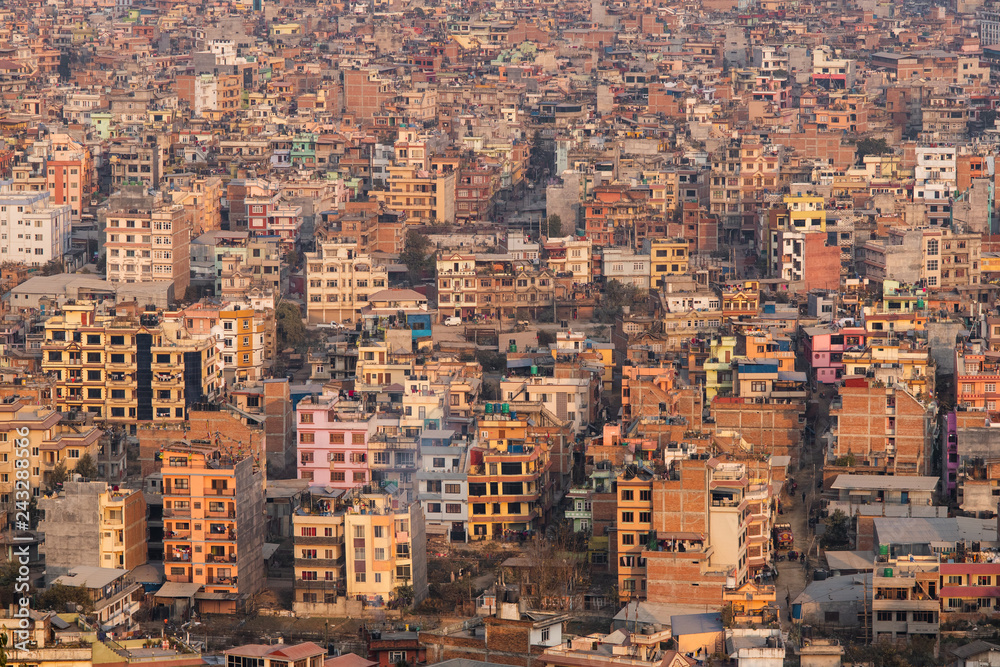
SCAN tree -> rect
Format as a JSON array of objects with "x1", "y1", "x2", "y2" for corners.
[
  {"x1": 595, "y1": 279, "x2": 648, "y2": 323},
  {"x1": 49, "y1": 462, "x2": 68, "y2": 490},
  {"x1": 855, "y1": 137, "x2": 890, "y2": 164},
  {"x1": 73, "y1": 453, "x2": 98, "y2": 480},
  {"x1": 284, "y1": 249, "x2": 301, "y2": 270},
  {"x1": 276, "y1": 301, "x2": 306, "y2": 350},
  {"x1": 400, "y1": 230, "x2": 433, "y2": 284},
  {"x1": 37, "y1": 584, "x2": 93, "y2": 613},
  {"x1": 546, "y1": 215, "x2": 562, "y2": 238},
  {"x1": 821, "y1": 509, "x2": 851, "y2": 548}
]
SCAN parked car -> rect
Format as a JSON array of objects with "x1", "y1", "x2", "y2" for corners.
[{"x1": 444, "y1": 316, "x2": 462, "y2": 326}]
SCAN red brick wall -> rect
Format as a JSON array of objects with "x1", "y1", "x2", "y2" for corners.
[{"x1": 804, "y1": 232, "x2": 841, "y2": 292}]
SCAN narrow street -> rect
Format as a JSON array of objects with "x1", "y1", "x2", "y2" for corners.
[{"x1": 774, "y1": 388, "x2": 832, "y2": 628}]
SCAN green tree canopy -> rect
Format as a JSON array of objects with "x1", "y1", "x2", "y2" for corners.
[
  {"x1": 400, "y1": 230, "x2": 434, "y2": 284},
  {"x1": 821, "y1": 509, "x2": 851, "y2": 548},
  {"x1": 855, "y1": 137, "x2": 890, "y2": 164},
  {"x1": 276, "y1": 301, "x2": 306, "y2": 349},
  {"x1": 595, "y1": 280, "x2": 648, "y2": 323},
  {"x1": 547, "y1": 215, "x2": 562, "y2": 237},
  {"x1": 73, "y1": 453, "x2": 98, "y2": 480},
  {"x1": 37, "y1": 585, "x2": 93, "y2": 613}
]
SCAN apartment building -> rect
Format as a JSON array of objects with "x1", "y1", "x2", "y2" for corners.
[
  {"x1": 292, "y1": 486, "x2": 427, "y2": 615},
  {"x1": 543, "y1": 236, "x2": 593, "y2": 284},
  {"x1": 872, "y1": 553, "x2": 940, "y2": 651},
  {"x1": 827, "y1": 377, "x2": 936, "y2": 477},
  {"x1": 812, "y1": 45, "x2": 856, "y2": 89},
  {"x1": 0, "y1": 182, "x2": 72, "y2": 266},
  {"x1": 499, "y1": 375, "x2": 596, "y2": 434},
  {"x1": 52, "y1": 567, "x2": 144, "y2": 634},
  {"x1": 296, "y1": 393, "x2": 373, "y2": 489},
  {"x1": 108, "y1": 134, "x2": 167, "y2": 190},
  {"x1": 38, "y1": 481, "x2": 146, "y2": 579},
  {"x1": 0, "y1": 400, "x2": 101, "y2": 506},
  {"x1": 161, "y1": 441, "x2": 265, "y2": 613},
  {"x1": 371, "y1": 164, "x2": 456, "y2": 224},
  {"x1": 175, "y1": 303, "x2": 274, "y2": 385},
  {"x1": 955, "y1": 338, "x2": 1000, "y2": 410},
  {"x1": 647, "y1": 239, "x2": 690, "y2": 289},
  {"x1": 416, "y1": 437, "x2": 469, "y2": 542},
  {"x1": 246, "y1": 188, "x2": 303, "y2": 243},
  {"x1": 468, "y1": 407, "x2": 556, "y2": 539},
  {"x1": 842, "y1": 340, "x2": 935, "y2": 397},
  {"x1": 436, "y1": 253, "x2": 557, "y2": 321},
  {"x1": 103, "y1": 185, "x2": 192, "y2": 297},
  {"x1": 41, "y1": 301, "x2": 220, "y2": 430},
  {"x1": 601, "y1": 248, "x2": 650, "y2": 289},
  {"x1": 305, "y1": 240, "x2": 388, "y2": 324}
]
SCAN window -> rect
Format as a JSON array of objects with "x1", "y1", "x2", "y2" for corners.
[
  {"x1": 374, "y1": 526, "x2": 384, "y2": 538},
  {"x1": 927, "y1": 259, "x2": 939, "y2": 272},
  {"x1": 621, "y1": 490, "x2": 634, "y2": 501},
  {"x1": 622, "y1": 533, "x2": 634, "y2": 545},
  {"x1": 640, "y1": 489, "x2": 651, "y2": 501},
  {"x1": 639, "y1": 512, "x2": 651, "y2": 523},
  {"x1": 621, "y1": 511, "x2": 634, "y2": 523},
  {"x1": 541, "y1": 629, "x2": 550, "y2": 643},
  {"x1": 375, "y1": 547, "x2": 386, "y2": 560},
  {"x1": 353, "y1": 525, "x2": 365, "y2": 538},
  {"x1": 751, "y1": 381, "x2": 767, "y2": 392},
  {"x1": 446, "y1": 503, "x2": 461, "y2": 513},
  {"x1": 824, "y1": 611, "x2": 840, "y2": 623}
]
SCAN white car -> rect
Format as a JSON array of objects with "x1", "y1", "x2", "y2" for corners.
[{"x1": 444, "y1": 316, "x2": 462, "y2": 326}]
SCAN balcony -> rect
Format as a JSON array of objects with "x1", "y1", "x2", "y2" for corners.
[
  {"x1": 162, "y1": 508, "x2": 191, "y2": 518},
  {"x1": 208, "y1": 553, "x2": 237, "y2": 564},
  {"x1": 907, "y1": 622, "x2": 939, "y2": 635},
  {"x1": 206, "y1": 488, "x2": 235, "y2": 496},
  {"x1": 207, "y1": 531, "x2": 236, "y2": 541},
  {"x1": 295, "y1": 534, "x2": 344, "y2": 546},
  {"x1": 163, "y1": 487, "x2": 190, "y2": 496},
  {"x1": 294, "y1": 557, "x2": 343, "y2": 568},
  {"x1": 164, "y1": 552, "x2": 192, "y2": 563}
]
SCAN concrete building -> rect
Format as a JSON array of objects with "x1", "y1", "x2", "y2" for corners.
[
  {"x1": 292, "y1": 486, "x2": 427, "y2": 615},
  {"x1": 103, "y1": 186, "x2": 192, "y2": 298},
  {"x1": 826, "y1": 377, "x2": 936, "y2": 478},
  {"x1": 371, "y1": 164, "x2": 456, "y2": 224},
  {"x1": 0, "y1": 400, "x2": 102, "y2": 506},
  {"x1": 646, "y1": 239, "x2": 690, "y2": 290},
  {"x1": 0, "y1": 182, "x2": 72, "y2": 267},
  {"x1": 500, "y1": 375, "x2": 596, "y2": 434},
  {"x1": 416, "y1": 438, "x2": 470, "y2": 542},
  {"x1": 38, "y1": 481, "x2": 147, "y2": 580},
  {"x1": 305, "y1": 240, "x2": 388, "y2": 324},
  {"x1": 161, "y1": 440, "x2": 265, "y2": 613},
  {"x1": 871, "y1": 553, "x2": 940, "y2": 652},
  {"x1": 41, "y1": 301, "x2": 220, "y2": 430},
  {"x1": 296, "y1": 393, "x2": 373, "y2": 489},
  {"x1": 602, "y1": 248, "x2": 650, "y2": 289},
  {"x1": 52, "y1": 567, "x2": 144, "y2": 634}
]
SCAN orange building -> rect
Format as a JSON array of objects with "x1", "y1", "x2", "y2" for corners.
[{"x1": 161, "y1": 441, "x2": 265, "y2": 613}]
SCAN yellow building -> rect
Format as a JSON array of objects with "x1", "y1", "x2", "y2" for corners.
[
  {"x1": 292, "y1": 487, "x2": 428, "y2": 616},
  {"x1": 371, "y1": 164, "x2": 456, "y2": 224},
  {"x1": 468, "y1": 409, "x2": 553, "y2": 539},
  {"x1": 783, "y1": 193, "x2": 826, "y2": 231},
  {"x1": 41, "y1": 301, "x2": 220, "y2": 431},
  {"x1": 0, "y1": 401, "x2": 101, "y2": 499},
  {"x1": 704, "y1": 335, "x2": 738, "y2": 400},
  {"x1": 648, "y1": 238, "x2": 690, "y2": 289}
]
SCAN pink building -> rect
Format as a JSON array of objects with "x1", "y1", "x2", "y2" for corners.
[
  {"x1": 296, "y1": 394, "x2": 372, "y2": 488},
  {"x1": 801, "y1": 326, "x2": 868, "y2": 385}
]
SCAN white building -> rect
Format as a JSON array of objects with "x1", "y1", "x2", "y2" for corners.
[
  {"x1": 0, "y1": 184, "x2": 72, "y2": 267},
  {"x1": 602, "y1": 248, "x2": 650, "y2": 289},
  {"x1": 415, "y1": 442, "x2": 470, "y2": 542},
  {"x1": 499, "y1": 375, "x2": 593, "y2": 434}
]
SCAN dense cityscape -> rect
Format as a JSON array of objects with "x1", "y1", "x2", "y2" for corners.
[{"x1": 0, "y1": 0, "x2": 998, "y2": 666}]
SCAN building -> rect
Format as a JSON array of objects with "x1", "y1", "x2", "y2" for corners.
[
  {"x1": 296, "y1": 393, "x2": 373, "y2": 489},
  {"x1": 292, "y1": 486, "x2": 428, "y2": 615},
  {"x1": 871, "y1": 553, "x2": 940, "y2": 652},
  {"x1": 602, "y1": 248, "x2": 650, "y2": 289},
  {"x1": 224, "y1": 643, "x2": 326, "y2": 667},
  {"x1": 647, "y1": 239, "x2": 690, "y2": 290},
  {"x1": 0, "y1": 182, "x2": 72, "y2": 267},
  {"x1": 827, "y1": 377, "x2": 936, "y2": 478},
  {"x1": 416, "y1": 438, "x2": 470, "y2": 543},
  {"x1": 38, "y1": 481, "x2": 147, "y2": 580},
  {"x1": 371, "y1": 164, "x2": 456, "y2": 224},
  {"x1": 0, "y1": 400, "x2": 102, "y2": 506},
  {"x1": 103, "y1": 185, "x2": 192, "y2": 298},
  {"x1": 51, "y1": 567, "x2": 144, "y2": 634},
  {"x1": 305, "y1": 240, "x2": 389, "y2": 324},
  {"x1": 41, "y1": 301, "x2": 220, "y2": 430},
  {"x1": 161, "y1": 440, "x2": 266, "y2": 613}
]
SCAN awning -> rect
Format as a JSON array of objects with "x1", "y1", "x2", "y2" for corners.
[{"x1": 154, "y1": 582, "x2": 203, "y2": 599}]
